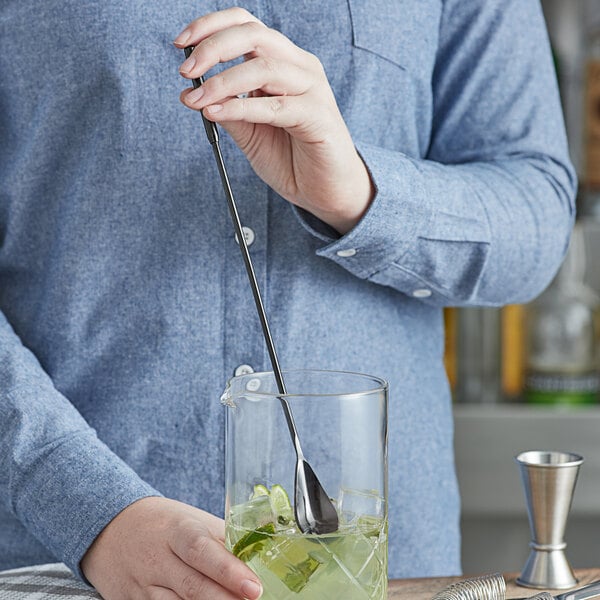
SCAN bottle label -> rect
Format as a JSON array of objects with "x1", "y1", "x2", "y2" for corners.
[{"x1": 525, "y1": 372, "x2": 600, "y2": 404}]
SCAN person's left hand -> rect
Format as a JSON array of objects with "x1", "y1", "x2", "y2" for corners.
[{"x1": 174, "y1": 7, "x2": 374, "y2": 235}]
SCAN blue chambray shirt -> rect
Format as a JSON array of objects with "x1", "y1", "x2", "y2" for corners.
[{"x1": 0, "y1": 0, "x2": 575, "y2": 581}]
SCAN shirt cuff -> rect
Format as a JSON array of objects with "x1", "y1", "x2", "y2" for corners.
[
  {"x1": 10, "y1": 403, "x2": 162, "y2": 581},
  {"x1": 292, "y1": 142, "x2": 491, "y2": 304}
]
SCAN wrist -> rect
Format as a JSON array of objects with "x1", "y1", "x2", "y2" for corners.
[{"x1": 312, "y1": 153, "x2": 375, "y2": 235}]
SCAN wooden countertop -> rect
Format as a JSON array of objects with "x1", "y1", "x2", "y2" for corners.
[
  {"x1": 1, "y1": 563, "x2": 598, "y2": 599},
  {"x1": 388, "y1": 569, "x2": 600, "y2": 598}
]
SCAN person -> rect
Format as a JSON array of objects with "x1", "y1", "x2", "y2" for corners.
[{"x1": 0, "y1": 2, "x2": 575, "y2": 599}]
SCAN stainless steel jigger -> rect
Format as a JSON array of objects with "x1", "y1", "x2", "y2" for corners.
[{"x1": 515, "y1": 450, "x2": 584, "y2": 590}]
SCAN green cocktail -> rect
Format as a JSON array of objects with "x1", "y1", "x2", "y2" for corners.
[
  {"x1": 222, "y1": 370, "x2": 389, "y2": 598},
  {"x1": 226, "y1": 485, "x2": 388, "y2": 599}
]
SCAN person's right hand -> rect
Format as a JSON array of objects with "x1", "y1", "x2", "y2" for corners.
[{"x1": 81, "y1": 497, "x2": 263, "y2": 600}]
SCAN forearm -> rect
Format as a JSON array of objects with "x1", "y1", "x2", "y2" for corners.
[{"x1": 0, "y1": 312, "x2": 160, "y2": 578}]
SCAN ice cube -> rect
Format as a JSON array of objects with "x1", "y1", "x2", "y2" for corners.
[
  {"x1": 337, "y1": 488, "x2": 384, "y2": 525},
  {"x1": 229, "y1": 495, "x2": 275, "y2": 529}
]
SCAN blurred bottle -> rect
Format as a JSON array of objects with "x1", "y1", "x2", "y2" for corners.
[
  {"x1": 456, "y1": 307, "x2": 502, "y2": 404},
  {"x1": 579, "y1": 14, "x2": 600, "y2": 299},
  {"x1": 524, "y1": 224, "x2": 600, "y2": 405},
  {"x1": 502, "y1": 304, "x2": 525, "y2": 400},
  {"x1": 583, "y1": 18, "x2": 600, "y2": 194},
  {"x1": 443, "y1": 307, "x2": 458, "y2": 393}
]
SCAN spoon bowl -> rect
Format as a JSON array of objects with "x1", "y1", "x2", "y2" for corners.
[{"x1": 295, "y1": 458, "x2": 339, "y2": 534}]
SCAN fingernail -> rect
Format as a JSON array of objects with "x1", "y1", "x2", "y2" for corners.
[
  {"x1": 241, "y1": 579, "x2": 262, "y2": 599},
  {"x1": 174, "y1": 29, "x2": 192, "y2": 46},
  {"x1": 180, "y1": 56, "x2": 196, "y2": 74},
  {"x1": 187, "y1": 86, "x2": 205, "y2": 104},
  {"x1": 206, "y1": 104, "x2": 223, "y2": 114}
]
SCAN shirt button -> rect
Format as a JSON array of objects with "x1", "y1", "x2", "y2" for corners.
[
  {"x1": 246, "y1": 378, "x2": 262, "y2": 392},
  {"x1": 234, "y1": 364, "x2": 255, "y2": 377},
  {"x1": 235, "y1": 226, "x2": 255, "y2": 247},
  {"x1": 412, "y1": 288, "x2": 432, "y2": 298},
  {"x1": 336, "y1": 248, "x2": 357, "y2": 257}
]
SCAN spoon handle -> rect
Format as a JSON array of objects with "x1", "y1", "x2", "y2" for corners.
[{"x1": 183, "y1": 47, "x2": 301, "y2": 450}]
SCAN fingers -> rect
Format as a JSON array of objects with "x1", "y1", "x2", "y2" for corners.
[
  {"x1": 148, "y1": 577, "x2": 241, "y2": 600},
  {"x1": 174, "y1": 7, "x2": 312, "y2": 68},
  {"x1": 165, "y1": 563, "x2": 246, "y2": 600},
  {"x1": 194, "y1": 95, "x2": 320, "y2": 134},
  {"x1": 174, "y1": 7, "x2": 319, "y2": 84},
  {"x1": 178, "y1": 22, "x2": 314, "y2": 81},
  {"x1": 148, "y1": 586, "x2": 184, "y2": 600},
  {"x1": 182, "y1": 56, "x2": 312, "y2": 108},
  {"x1": 169, "y1": 525, "x2": 263, "y2": 600},
  {"x1": 174, "y1": 7, "x2": 261, "y2": 48},
  {"x1": 175, "y1": 8, "x2": 329, "y2": 139}
]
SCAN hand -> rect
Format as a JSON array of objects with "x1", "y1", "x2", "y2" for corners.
[
  {"x1": 81, "y1": 497, "x2": 263, "y2": 600},
  {"x1": 174, "y1": 7, "x2": 375, "y2": 234}
]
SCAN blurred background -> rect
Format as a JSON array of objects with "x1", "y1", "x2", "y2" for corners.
[{"x1": 452, "y1": 0, "x2": 600, "y2": 575}]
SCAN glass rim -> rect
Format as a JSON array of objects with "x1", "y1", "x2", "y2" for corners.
[{"x1": 229, "y1": 368, "x2": 388, "y2": 399}]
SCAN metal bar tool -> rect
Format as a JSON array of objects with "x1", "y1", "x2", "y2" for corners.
[
  {"x1": 183, "y1": 47, "x2": 338, "y2": 535},
  {"x1": 515, "y1": 579, "x2": 600, "y2": 600},
  {"x1": 515, "y1": 451, "x2": 584, "y2": 589},
  {"x1": 431, "y1": 572, "x2": 506, "y2": 600}
]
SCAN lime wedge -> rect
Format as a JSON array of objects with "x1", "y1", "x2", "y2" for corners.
[
  {"x1": 269, "y1": 484, "x2": 293, "y2": 526},
  {"x1": 251, "y1": 484, "x2": 270, "y2": 499},
  {"x1": 232, "y1": 523, "x2": 276, "y2": 562}
]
